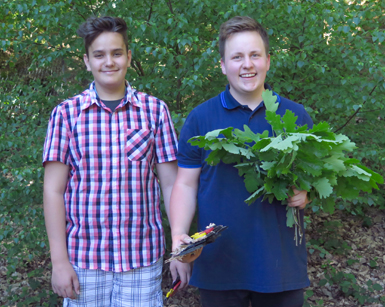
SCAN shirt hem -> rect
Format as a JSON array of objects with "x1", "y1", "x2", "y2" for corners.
[
  {"x1": 178, "y1": 163, "x2": 202, "y2": 168},
  {"x1": 70, "y1": 254, "x2": 165, "y2": 273},
  {"x1": 190, "y1": 280, "x2": 310, "y2": 293}
]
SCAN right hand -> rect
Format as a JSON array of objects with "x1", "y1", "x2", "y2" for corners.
[{"x1": 51, "y1": 261, "x2": 80, "y2": 299}]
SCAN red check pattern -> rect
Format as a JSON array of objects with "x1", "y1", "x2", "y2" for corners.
[{"x1": 43, "y1": 82, "x2": 178, "y2": 272}]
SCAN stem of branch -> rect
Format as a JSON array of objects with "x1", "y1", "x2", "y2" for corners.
[
  {"x1": 167, "y1": 0, "x2": 174, "y2": 14},
  {"x1": 334, "y1": 84, "x2": 378, "y2": 133},
  {"x1": 132, "y1": 59, "x2": 145, "y2": 77},
  {"x1": 148, "y1": 0, "x2": 155, "y2": 22}
]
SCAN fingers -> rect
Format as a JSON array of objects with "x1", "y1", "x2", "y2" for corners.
[
  {"x1": 180, "y1": 234, "x2": 193, "y2": 244},
  {"x1": 170, "y1": 261, "x2": 192, "y2": 289},
  {"x1": 287, "y1": 188, "x2": 308, "y2": 209},
  {"x1": 73, "y1": 274, "x2": 80, "y2": 296},
  {"x1": 171, "y1": 233, "x2": 192, "y2": 252},
  {"x1": 178, "y1": 264, "x2": 191, "y2": 289},
  {"x1": 51, "y1": 263, "x2": 80, "y2": 299},
  {"x1": 64, "y1": 287, "x2": 74, "y2": 300},
  {"x1": 170, "y1": 260, "x2": 178, "y2": 282}
]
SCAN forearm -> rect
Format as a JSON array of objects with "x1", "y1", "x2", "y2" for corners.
[
  {"x1": 43, "y1": 161, "x2": 70, "y2": 266},
  {"x1": 169, "y1": 181, "x2": 197, "y2": 238},
  {"x1": 156, "y1": 161, "x2": 178, "y2": 219},
  {"x1": 43, "y1": 191, "x2": 69, "y2": 265}
]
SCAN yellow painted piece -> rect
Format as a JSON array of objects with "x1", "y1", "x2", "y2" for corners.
[
  {"x1": 166, "y1": 289, "x2": 174, "y2": 298},
  {"x1": 191, "y1": 232, "x2": 207, "y2": 240}
]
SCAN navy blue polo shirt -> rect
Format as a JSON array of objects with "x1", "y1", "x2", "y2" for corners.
[{"x1": 177, "y1": 84, "x2": 313, "y2": 293}]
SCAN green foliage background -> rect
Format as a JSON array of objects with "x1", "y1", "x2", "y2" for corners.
[{"x1": 1, "y1": 0, "x2": 384, "y2": 305}]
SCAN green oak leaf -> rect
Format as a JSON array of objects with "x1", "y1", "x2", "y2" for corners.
[
  {"x1": 234, "y1": 125, "x2": 260, "y2": 143},
  {"x1": 282, "y1": 110, "x2": 298, "y2": 133},
  {"x1": 313, "y1": 178, "x2": 333, "y2": 199},
  {"x1": 286, "y1": 207, "x2": 295, "y2": 227},
  {"x1": 245, "y1": 186, "x2": 265, "y2": 205},
  {"x1": 261, "y1": 161, "x2": 277, "y2": 171},
  {"x1": 322, "y1": 156, "x2": 346, "y2": 172},
  {"x1": 266, "y1": 112, "x2": 284, "y2": 135},
  {"x1": 271, "y1": 180, "x2": 289, "y2": 201},
  {"x1": 262, "y1": 90, "x2": 279, "y2": 112}
]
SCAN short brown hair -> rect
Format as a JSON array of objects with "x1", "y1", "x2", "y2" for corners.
[
  {"x1": 219, "y1": 16, "x2": 269, "y2": 59},
  {"x1": 77, "y1": 16, "x2": 129, "y2": 56}
]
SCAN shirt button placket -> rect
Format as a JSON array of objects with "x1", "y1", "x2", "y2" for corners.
[{"x1": 111, "y1": 112, "x2": 120, "y2": 270}]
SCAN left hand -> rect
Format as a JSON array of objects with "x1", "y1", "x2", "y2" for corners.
[
  {"x1": 287, "y1": 188, "x2": 309, "y2": 209},
  {"x1": 169, "y1": 260, "x2": 192, "y2": 289}
]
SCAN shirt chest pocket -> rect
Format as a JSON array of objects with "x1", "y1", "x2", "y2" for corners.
[{"x1": 125, "y1": 128, "x2": 154, "y2": 161}]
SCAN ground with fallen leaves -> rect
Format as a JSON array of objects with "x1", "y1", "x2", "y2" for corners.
[{"x1": 1, "y1": 208, "x2": 384, "y2": 306}]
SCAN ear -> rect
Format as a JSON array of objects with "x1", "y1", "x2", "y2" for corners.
[
  {"x1": 83, "y1": 54, "x2": 91, "y2": 71},
  {"x1": 220, "y1": 58, "x2": 226, "y2": 75},
  {"x1": 126, "y1": 50, "x2": 132, "y2": 68},
  {"x1": 266, "y1": 54, "x2": 271, "y2": 72}
]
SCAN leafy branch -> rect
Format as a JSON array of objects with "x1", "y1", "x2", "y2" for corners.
[{"x1": 189, "y1": 90, "x2": 383, "y2": 232}]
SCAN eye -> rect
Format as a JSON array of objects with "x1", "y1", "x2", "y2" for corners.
[
  {"x1": 233, "y1": 55, "x2": 241, "y2": 60},
  {"x1": 114, "y1": 52, "x2": 123, "y2": 57},
  {"x1": 94, "y1": 54, "x2": 103, "y2": 58}
]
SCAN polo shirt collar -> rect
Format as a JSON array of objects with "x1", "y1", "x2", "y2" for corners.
[
  {"x1": 221, "y1": 83, "x2": 280, "y2": 110},
  {"x1": 81, "y1": 81, "x2": 142, "y2": 110}
]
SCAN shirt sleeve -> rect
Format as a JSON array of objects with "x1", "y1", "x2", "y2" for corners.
[
  {"x1": 176, "y1": 109, "x2": 202, "y2": 168},
  {"x1": 300, "y1": 106, "x2": 314, "y2": 129},
  {"x1": 42, "y1": 105, "x2": 70, "y2": 166},
  {"x1": 154, "y1": 102, "x2": 178, "y2": 163}
]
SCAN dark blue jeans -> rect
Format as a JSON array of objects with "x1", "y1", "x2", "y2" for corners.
[{"x1": 199, "y1": 288, "x2": 304, "y2": 307}]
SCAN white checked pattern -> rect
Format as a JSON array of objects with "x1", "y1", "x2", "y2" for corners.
[{"x1": 63, "y1": 257, "x2": 163, "y2": 307}]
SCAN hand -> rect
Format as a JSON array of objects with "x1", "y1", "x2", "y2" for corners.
[
  {"x1": 51, "y1": 261, "x2": 80, "y2": 299},
  {"x1": 169, "y1": 260, "x2": 192, "y2": 289},
  {"x1": 287, "y1": 188, "x2": 309, "y2": 210},
  {"x1": 171, "y1": 234, "x2": 203, "y2": 263}
]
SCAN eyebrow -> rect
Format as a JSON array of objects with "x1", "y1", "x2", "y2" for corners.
[
  {"x1": 92, "y1": 48, "x2": 124, "y2": 54},
  {"x1": 230, "y1": 49, "x2": 263, "y2": 55}
]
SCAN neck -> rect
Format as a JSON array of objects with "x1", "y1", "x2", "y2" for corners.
[
  {"x1": 95, "y1": 82, "x2": 126, "y2": 100},
  {"x1": 229, "y1": 88, "x2": 263, "y2": 111}
]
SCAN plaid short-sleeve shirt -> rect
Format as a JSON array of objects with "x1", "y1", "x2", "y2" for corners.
[{"x1": 42, "y1": 82, "x2": 178, "y2": 272}]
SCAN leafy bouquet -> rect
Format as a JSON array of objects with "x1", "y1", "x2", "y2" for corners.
[{"x1": 189, "y1": 90, "x2": 383, "y2": 245}]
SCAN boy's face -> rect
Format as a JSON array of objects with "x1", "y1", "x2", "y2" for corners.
[
  {"x1": 84, "y1": 32, "x2": 131, "y2": 93},
  {"x1": 221, "y1": 31, "x2": 270, "y2": 101}
]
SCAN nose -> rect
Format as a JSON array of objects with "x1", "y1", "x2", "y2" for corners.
[
  {"x1": 243, "y1": 56, "x2": 252, "y2": 68},
  {"x1": 105, "y1": 55, "x2": 113, "y2": 66}
]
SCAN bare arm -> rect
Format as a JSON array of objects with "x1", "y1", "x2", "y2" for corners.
[
  {"x1": 155, "y1": 160, "x2": 178, "y2": 219},
  {"x1": 44, "y1": 161, "x2": 79, "y2": 298},
  {"x1": 157, "y1": 164, "x2": 200, "y2": 288},
  {"x1": 170, "y1": 167, "x2": 201, "y2": 252}
]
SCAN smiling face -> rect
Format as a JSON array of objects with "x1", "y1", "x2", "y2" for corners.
[
  {"x1": 83, "y1": 31, "x2": 131, "y2": 99},
  {"x1": 221, "y1": 31, "x2": 270, "y2": 105}
]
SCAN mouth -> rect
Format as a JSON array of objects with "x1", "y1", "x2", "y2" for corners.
[
  {"x1": 102, "y1": 70, "x2": 119, "y2": 73},
  {"x1": 240, "y1": 73, "x2": 257, "y2": 78}
]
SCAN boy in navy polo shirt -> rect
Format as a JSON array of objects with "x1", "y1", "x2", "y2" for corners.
[
  {"x1": 43, "y1": 16, "x2": 190, "y2": 306},
  {"x1": 169, "y1": 16, "x2": 312, "y2": 307}
]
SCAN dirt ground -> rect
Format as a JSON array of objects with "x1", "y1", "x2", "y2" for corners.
[{"x1": 1, "y1": 208, "x2": 385, "y2": 306}]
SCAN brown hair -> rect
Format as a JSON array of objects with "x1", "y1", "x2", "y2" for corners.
[
  {"x1": 219, "y1": 16, "x2": 269, "y2": 59},
  {"x1": 77, "y1": 16, "x2": 129, "y2": 56}
]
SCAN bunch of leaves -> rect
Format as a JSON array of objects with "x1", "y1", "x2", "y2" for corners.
[{"x1": 189, "y1": 90, "x2": 383, "y2": 227}]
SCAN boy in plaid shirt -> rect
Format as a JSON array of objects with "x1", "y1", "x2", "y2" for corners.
[{"x1": 43, "y1": 16, "x2": 189, "y2": 306}]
